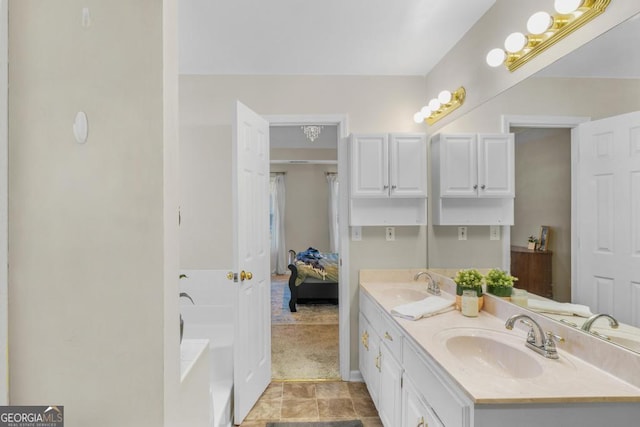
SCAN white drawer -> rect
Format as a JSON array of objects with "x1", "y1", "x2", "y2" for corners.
[
  {"x1": 379, "y1": 310, "x2": 403, "y2": 361},
  {"x1": 403, "y1": 338, "x2": 471, "y2": 427},
  {"x1": 360, "y1": 290, "x2": 383, "y2": 333}
]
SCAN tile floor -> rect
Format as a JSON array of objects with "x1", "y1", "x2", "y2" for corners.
[{"x1": 239, "y1": 381, "x2": 383, "y2": 426}]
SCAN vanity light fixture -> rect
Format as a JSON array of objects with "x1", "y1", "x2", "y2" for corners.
[
  {"x1": 486, "y1": 0, "x2": 611, "y2": 72},
  {"x1": 301, "y1": 125, "x2": 324, "y2": 142},
  {"x1": 413, "y1": 87, "x2": 466, "y2": 125}
]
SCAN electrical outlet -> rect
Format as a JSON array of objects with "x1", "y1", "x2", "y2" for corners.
[
  {"x1": 385, "y1": 227, "x2": 395, "y2": 241},
  {"x1": 458, "y1": 226, "x2": 467, "y2": 241},
  {"x1": 351, "y1": 226, "x2": 362, "y2": 241},
  {"x1": 490, "y1": 225, "x2": 501, "y2": 241}
]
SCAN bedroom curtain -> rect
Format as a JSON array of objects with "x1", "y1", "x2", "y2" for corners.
[
  {"x1": 327, "y1": 173, "x2": 339, "y2": 253},
  {"x1": 270, "y1": 174, "x2": 287, "y2": 274}
]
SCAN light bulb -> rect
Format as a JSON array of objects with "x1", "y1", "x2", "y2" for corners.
[
  {"x1": 438, "y1": 90, "x2": 452, "y2": 105},
  {"x1": 504, "y1": 32, "x2": 527, "y2": 53},
  {"x1": 413, "y1": 112, "x2": 425, "y2": 124},
  {"x1": 527, "y1": 11, "x2": 553, "y2": 35},
  {"x1": 428, "y1": 98, "x2": 441, "y2": 111},
  {"x1": 420, "y1": 106, "x2": 432, "y2": 117},
  {"x1": 554, "y1": 0, "x2": 583, "y2": 14},
  {"x1": 486, "y1": 48, "x2": 506, "y2": 67}
]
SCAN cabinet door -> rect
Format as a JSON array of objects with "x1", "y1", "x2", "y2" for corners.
[
  {"x1": 439, "y1": 134, "x2": 478, "y2": 197},
  {"x1": 477, "y1": 133, "x2": 514, "y2": 197},
  {"x1": 359, "y1": 313, "x2": 380, "y2": 405},
  {"x1": 402, "y1": 377, "x2": 444, "y2": 427},
  {"x1": 350, "y1": 134, "x2": 389, "y2": 197},
  {"x1": 389, "y1": 133, "x2": 427, "y2": 198},
  {"x1": 378, "y1": 344, "x2": 402, "y2": 427}
]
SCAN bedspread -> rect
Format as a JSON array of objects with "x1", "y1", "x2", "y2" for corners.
[{"x1": 293, "y1": 248, "x2": 339, "y2": 286}]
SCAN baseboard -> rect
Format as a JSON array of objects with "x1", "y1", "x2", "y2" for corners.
[{"x1": 349, "y1": 370, "x2": 364, "y2": 382}]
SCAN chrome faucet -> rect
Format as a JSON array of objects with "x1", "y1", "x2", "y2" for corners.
[
  {"x1": 581, "y1": 313, "x2": 619, "y2": 332},
  {"x1": 414, "y1": 271, "x2": 440, "y2": 296},
  {"x1": 505, "y1": 314, "x2": 564, "y2": 359}
]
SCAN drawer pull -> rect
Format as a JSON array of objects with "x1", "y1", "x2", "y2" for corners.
[
  {"x1": 417, "y1": 416, "x2": 426, "y2": 427},
  {"x1": 361, "y1": 331, "x2": 369, "y2": 350},
  {"x1": 375, "y1": 352, "x2": 381, "y2": 372},
  {"x1": 384, "y1": 331, "x2": 393, "y2": 341}
]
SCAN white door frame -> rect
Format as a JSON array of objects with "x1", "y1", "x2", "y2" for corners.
[
  {"x1": 501, "y1": 115, "x2": 590, "y2": 299},
  {"x1": 265, "y1": 114, "x2": 350, "y2": 380},
  {"x1": 0, "y1": 0, "x2": 8, "y2": 405}
]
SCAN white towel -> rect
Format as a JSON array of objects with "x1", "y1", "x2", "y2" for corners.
[
  {"x1": 527, "y1": 299, "x2": 594, "y2": 318},
  {"x1": 391, "y1": 296, "x2": 455, "y2": 321}
]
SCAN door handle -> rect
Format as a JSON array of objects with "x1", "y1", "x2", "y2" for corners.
[{"x1": 240, "y1": 270, "x2": 253, "y2": 281}]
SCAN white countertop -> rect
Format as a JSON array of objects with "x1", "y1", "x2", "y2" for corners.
[{"x1": 360, "y1": 278, "x2": 640, "y2": 404}]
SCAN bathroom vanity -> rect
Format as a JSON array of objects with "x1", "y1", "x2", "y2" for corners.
[{"x1": 359, "y1": 269, "x2": 640, "y2": 427}]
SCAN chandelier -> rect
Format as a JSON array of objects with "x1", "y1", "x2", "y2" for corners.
[{"x1": 301, "y1": 125, "x2": 324, "y2": 142}]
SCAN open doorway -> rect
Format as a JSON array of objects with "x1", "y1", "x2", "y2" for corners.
[
  {"x1": 502, "y1": 115, "x2": 590, "y2": 303},
  {"x1": 266, "y1": 116, "x2": 349, "y2": 381}
]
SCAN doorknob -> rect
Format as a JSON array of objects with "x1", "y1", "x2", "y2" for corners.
[{"x1": 240, "y1": 270, "x2": 253, "y2": 281}]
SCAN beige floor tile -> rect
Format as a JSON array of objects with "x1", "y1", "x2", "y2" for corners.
[
  {"x1": 316, "y1": 381, "x2": 351, "y2": 399},
  {"x1": 244, "y1": 398, "x2": 281, "y2": 421},
  {"x1": 352, "y1": 397, "x2": 379, "y2": 417},
  {"x1": 317, "y1": 398, "x2": 357, "y2": 419},
  {"x1": 347, "y1": 381, "x2": 370, "y2": 399},
  {"x1": 283, "y1": 382, "x2": 316, "y2": 399},
  {"x1": 361, "y1": 416, "x2": 384, "y2": 427},
  {"x1": 281, "y1": 398, "x2": 319, "y2": 420}
]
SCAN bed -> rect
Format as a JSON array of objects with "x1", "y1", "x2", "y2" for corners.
[{"x1": 287, "y1": 248, "x2": 339, "y2": 312}]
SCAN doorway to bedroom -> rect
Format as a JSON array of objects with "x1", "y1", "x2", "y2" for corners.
[{"x1": 269, "y1": 123, "x2": 342, "y2": 380}]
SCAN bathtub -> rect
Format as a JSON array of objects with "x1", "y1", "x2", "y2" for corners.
[{"x1": 180, "y1": 270, "x2": 235, "y2": 427}]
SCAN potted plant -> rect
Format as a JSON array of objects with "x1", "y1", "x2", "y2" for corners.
[
  {"x1": 527, "y1": 235, "x2": 538, "y2": 250},
  {"x1": 485, "y1": 268, "x2": 517, "y2": 299},
  {"x1": 454, "y1": 269, "x2": 484, "y2": 311}
]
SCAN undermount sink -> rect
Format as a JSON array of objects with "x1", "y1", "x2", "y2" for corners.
[
  {"x1": 377, "y1": 285, "x2": 430, "y2": 303},
  {"x1": 436, "y1": 328, "x2": 544, "y2": 379}
]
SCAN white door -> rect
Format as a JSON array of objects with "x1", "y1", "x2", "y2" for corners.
[
  {"x1": 576, "y1": 111, "x2": 640, "y2": 326},
  {"x1": 232, "y1": 101, "x2": 271, "y2": 424},
  {"x1": 477, "y1": 133, "x2": 514, "y2": 198},
  {"x1": 389, "y1": 133, "x2": 427, "y2": 198}
]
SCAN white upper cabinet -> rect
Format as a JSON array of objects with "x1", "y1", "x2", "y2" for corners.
[
  {"x1": 349, "y1": 133, "x2": 427, "y2": 226},
  {"x1": 438, "y1": 133, "x2": 514, "y2": 198},
  {"x1": 431, "y1": 133, "x2": 514, "y2": 225},
  {"x1": 351, "y1": 133, "x2": 427, "y2": 198}
]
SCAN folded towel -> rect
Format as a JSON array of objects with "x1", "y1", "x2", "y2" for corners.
[
  {"x1": 527, "y1": 299, "x2": 594, "y2": 318},
  {"x1": 391, "y1": 296, "x2": 455, "y2": 321}
]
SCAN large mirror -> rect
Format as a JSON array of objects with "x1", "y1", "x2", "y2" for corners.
[{"x1": 438, "y1": 13, "x2": 640, "y2": 353}]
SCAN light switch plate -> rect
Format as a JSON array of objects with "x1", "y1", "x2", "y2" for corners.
[
  {"x1": 386, "y1": 227, "x2": 395, "y2": 241},
  {"x1": 490, "y1": 225, "x2": 501, "y2": 241},
  {"x1": 458, "y1": 227, "x2": 467, "y2": 241},
  {"x1": 351, "y1": 226, "x2": 362, "y2": 241}
]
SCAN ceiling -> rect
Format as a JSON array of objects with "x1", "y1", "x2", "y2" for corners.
[{"x1": 179, "y1": 0, "x2": 496, "y2": 76}]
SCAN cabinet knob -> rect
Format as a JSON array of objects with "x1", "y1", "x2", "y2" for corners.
[
  {"x1": 383, "y1": 185, "x2": 389, "y2": 189},
  {"x1": 481, "y1": 184, "x2": 486, "y2": 190},
  {"x1": 473, "y1": 184, "x2": 478, "y2": 190},
  {"x1": 391, "y1": 185, "x2": 397, "y2": 189},
  {"x1": 384, "y1": 331, "x2": 393, "y2": 341}
]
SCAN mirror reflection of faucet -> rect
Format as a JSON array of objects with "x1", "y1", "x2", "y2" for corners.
[
  {"x1": 414, "y1": 271, "x2": 441, "y2": 296},
  {"x1": 581, "y1": 313, "x2": 619, "y2": 333}
]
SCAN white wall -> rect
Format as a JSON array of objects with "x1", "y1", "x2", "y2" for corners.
[
  {"x1": 179, "y1": 74, "x2": 428, "y2": 370},
  {"x1": 8, "y1": 1, "x2": 179, "y2": 426}
]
